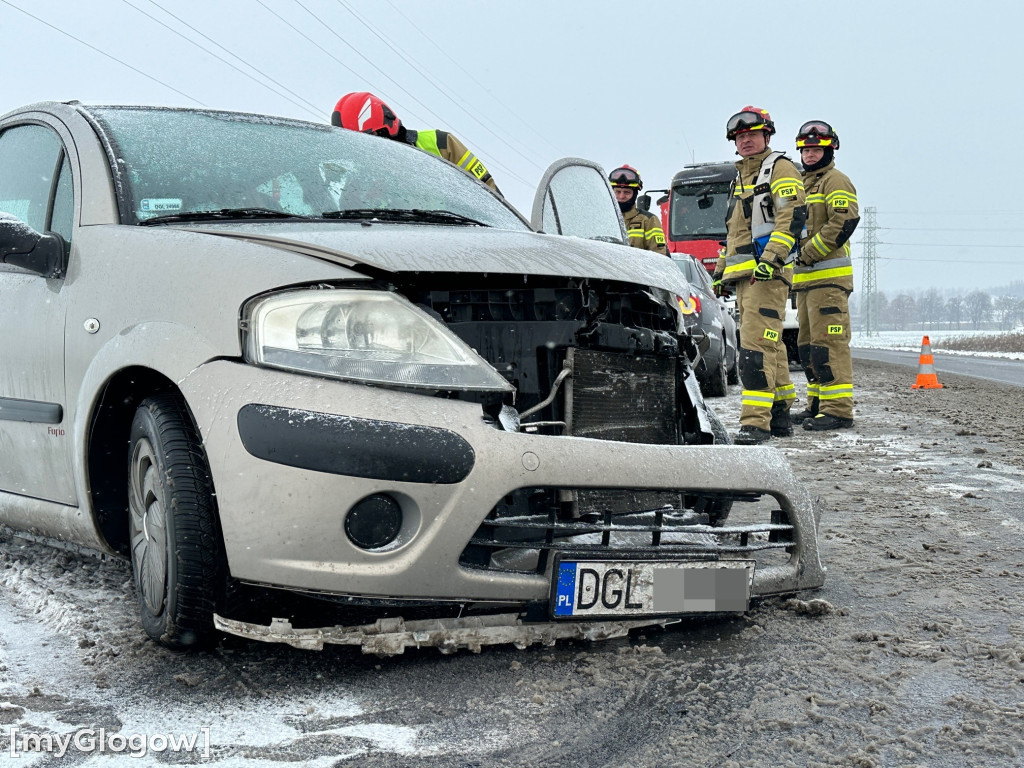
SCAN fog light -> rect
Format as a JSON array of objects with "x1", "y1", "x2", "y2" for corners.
[{"x1": 344, "y1": 494, "x2": 403, "y2": 549}]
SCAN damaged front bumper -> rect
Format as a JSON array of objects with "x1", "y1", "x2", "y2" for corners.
[
  {"x1": 214, "y1": 612, "x2": 678, "y2": 656},
  {"x1": 183, "y1": 361, "x2": 825, "y2": 646}
]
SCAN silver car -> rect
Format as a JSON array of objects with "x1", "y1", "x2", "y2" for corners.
[{"x1": 0, "y1": 102, "x2": 823, "y2": 653}]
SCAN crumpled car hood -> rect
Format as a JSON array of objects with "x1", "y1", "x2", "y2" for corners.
[{"x1": 185, "y1": 221, "x2": 691, "y2": 296}]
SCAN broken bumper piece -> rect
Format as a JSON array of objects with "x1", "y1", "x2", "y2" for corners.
[{"x1": 213, "y1": 613, "x2": 676, "y2": 656}]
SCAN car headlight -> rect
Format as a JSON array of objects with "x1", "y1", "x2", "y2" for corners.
[{"x1": 245, "y1": 289, "x2": 514, "y2": 392}]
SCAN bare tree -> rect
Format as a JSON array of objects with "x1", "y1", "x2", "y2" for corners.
[
  {"x1": 964, "y1": 290, "x2": 992, "y2": 330},
  {"x1": 875, "y1": 292, "x2": 890, "y2": 330},
  {"x1": 946, "y1": 295, "x2": 963, "y2": 330},
  {"x1": 891, "y1": 294, "x2": 916, "y2": 331},
  {"x1": 918, "y1": 288, "x2": 944, "y2": 329},
  {"x1": 994, "y1": 296, "x2": 1017, "y2": 331}
]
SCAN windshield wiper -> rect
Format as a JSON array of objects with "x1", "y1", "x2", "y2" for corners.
[
  {"x1": 138, "y1": 208, "x2": 313, "y2": 225},
  {"x1": 321, "y1": 208, "x2": 488, "y2": 226}
]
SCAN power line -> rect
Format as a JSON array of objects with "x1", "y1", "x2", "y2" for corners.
[
  {"x1": 379, "y1": 0, "x2": 569, "y2": 160},
  {"x1": 875, "y1": 210, "x2": 1024, "y2": 216},
  {"x1": 269, "y1": 0, "x2": 534, "y2": 189},
  {"x1": 0, "y1": 0, "x2": 205, "y2": 106},
  {"x1": 120, "y1": 0, "x2": 323, "y2": 121},
  {"x1": 877, "y1": 241, "x2": 1024, "y2": 248},
  {"x1": 874, "y1": 255, "x2": 1023, "y2": 264},
  {"x1": 333, "y1": 0, "x2": 547, "y2": 173},
  {"x1": 879, "y1": 226, "x2": 1024, "y2": 232}
]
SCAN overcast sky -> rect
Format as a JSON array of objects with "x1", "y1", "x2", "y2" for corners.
[{"x1": 3, "y1": 0, "x2": 1022, "y2": 295}]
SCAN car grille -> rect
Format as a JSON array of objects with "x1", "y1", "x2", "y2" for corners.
[{"x1": 460, "y1": 499, "x2": 793, "y2": 575}]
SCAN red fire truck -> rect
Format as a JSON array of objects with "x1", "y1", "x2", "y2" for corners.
[{"x1": 647, "y1": 161, "x2": 734, "y2": 273}]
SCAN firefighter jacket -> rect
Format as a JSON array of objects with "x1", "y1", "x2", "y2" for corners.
[
  {"x1": 405, "y1": 129, "x2": 500, "y2": 193},
  {"x1": 622, "y1": 205, "x2": 668, "y2": 255},
  {"x1": 714, "y1": 148, "x2": 806, "y2": 286},
  {"x1": 794, "y1": 161, "x2": 858, "y2": 293}
]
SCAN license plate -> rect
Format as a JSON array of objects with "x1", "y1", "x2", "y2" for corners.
[{"x1": 551, "y1": 558, "x2": 753, "y2": 618}]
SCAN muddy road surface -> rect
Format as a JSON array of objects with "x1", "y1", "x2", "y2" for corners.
[{"x1": 1, "y1": 358, "x2": 1022, "y2": 767}]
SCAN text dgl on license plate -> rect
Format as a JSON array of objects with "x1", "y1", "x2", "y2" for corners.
[{"x1": 552, "y1": 559, "x2": 753, "y2": 618}]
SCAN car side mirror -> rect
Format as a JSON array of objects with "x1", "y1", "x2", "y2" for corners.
[
  {"x1": 637, "y1": 193, "x2": 652, "y2": 213},
  {"x1": 0, "y1": 217, "x2": 67, "y2": 278}
]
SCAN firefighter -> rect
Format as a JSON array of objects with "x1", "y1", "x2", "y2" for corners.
[
  {"x1": 609, "y1": 165, "x2": 668, "y2": 255},
  {"x1": 791, "y1": 120, "x2": 858, "y2": 430},
  {"x1": 712, "y1": 107, "x2": 806, "y2": 444},
  {"x1": 331, "y1": 92, "x2": 501, "y2": 194}
]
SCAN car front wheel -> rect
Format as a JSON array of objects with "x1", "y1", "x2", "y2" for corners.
[{"x1": 128, "y1": 393, "x2": 224, "y2": 649}]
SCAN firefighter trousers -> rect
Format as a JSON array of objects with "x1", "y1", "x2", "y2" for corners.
[
  {"x1": 796, "y1": 285, "x2": 854, "y2": 420},
  {"x1": 735, "y1": 279, "x2": 794, "y2": 431}
]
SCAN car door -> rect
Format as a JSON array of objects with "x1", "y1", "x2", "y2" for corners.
[
  {"x1": 530, "y1": 158, "x2": 627, "y2": 244},
  {"x1": 0, "y1": 122, "x2": 77, "y2": 504}
]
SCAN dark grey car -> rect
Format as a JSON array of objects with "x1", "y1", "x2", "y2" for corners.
[
  {"x1": 0, "y1": 102, "x2": 823, "y2": 653},
  {"x1": 673, "y1": 255, "x2": 739, "y2": 397}
]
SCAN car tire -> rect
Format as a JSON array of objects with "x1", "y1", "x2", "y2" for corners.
[
  {"x1": 128, "y1": 393, "x2": 225, "y2": 649},
  {"x1": 687, "y1": 405, "x2": 733, "y2": 527},
  {"x1": 704, "y1": 348, "x2": 728, "y2": 398}
]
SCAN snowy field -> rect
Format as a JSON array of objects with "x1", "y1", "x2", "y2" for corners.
[{"x1": 853, "y1": 329, "x2": 1024, "y2": 360}]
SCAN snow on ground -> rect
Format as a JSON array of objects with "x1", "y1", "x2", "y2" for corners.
[
  {"x1": 853, "y1": 329, "x2": 1024, "y2": 360},
  {"x1": 0, "y1": 344, "x2": 1022, "y2": 766}
]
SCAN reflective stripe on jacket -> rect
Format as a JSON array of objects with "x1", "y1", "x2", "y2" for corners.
[
  {"x1": 623, "y1": 206, "x2": 668, "y2": 254},
  {"x1": 407, "y1": 129, "x2": 500, "y2": 193},
  {"x1": 716, "y1": 148, "x2": 806, "y2": 285},
  {"x1": 795, "y1": 162, "x2": 858, "y2": 292}
]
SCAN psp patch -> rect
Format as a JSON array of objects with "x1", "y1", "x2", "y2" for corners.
[
  {"x1": 830, "y1": 197, "x2": 850, "y2": 210},
  {"x1": 828, "y1": 325, "x2": 844, "y2": 335},
  {"x1": 467, "y1": 159, "x2": 487, "y2": 179},
  {"x1": 763, "y1": 328, "x2": 780, "y2": 342}
]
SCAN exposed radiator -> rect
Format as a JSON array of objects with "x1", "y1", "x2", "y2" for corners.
[{"x1": 566, "y1": 348, "x2": 681, "y2": 516}]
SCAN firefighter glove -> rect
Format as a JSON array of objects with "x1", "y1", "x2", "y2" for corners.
[
  {"x1": 712, "y1": 275, "x2": 724, "y2": 297},
  {"x1": 752, "y1": 262, "x2": 775, "y2": 281}
]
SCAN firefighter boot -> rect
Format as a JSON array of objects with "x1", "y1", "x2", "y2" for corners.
[
  {"x1": 790, "y1": 401, "x2": 818, "y2": 424},
  {"x1": 770, "y1": 402, "x2": 793, "y2": 438},
  {"x1": 735, "y1": 425, "x2": 772, "y2": 445},
  {"x1": 803, "y1": 413, "x2": 854, "y2": 431}
]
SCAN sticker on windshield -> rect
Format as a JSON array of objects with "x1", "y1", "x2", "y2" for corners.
[{"x1": 140, "y1": 198, "x2": 183, "y2": 214}]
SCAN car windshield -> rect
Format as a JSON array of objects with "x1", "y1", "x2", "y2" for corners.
[
  {"x1": 89, "y1": 107, "x2": 527, "y2": 230},
  {"x1": 669, "y1": 182, "x2": 730, "y2": 240},
  {"x1": 672, "y1": 255, "x2": 713, "y2": 292}
]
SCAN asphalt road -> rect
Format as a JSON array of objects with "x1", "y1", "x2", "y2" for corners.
[
  {"x1": 1, "y1": 359, "x2": 1023, "y2": 766},
  {"x1": 852, "y1": 347, "x2": 1023, "y2": 388}
]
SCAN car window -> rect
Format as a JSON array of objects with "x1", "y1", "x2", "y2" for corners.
[
  {"x1": 0, "y1": 125, "x2": 64, "y2": 233},
  {"x1": 90, "y1": 107, "x2": 527, "y2": 230},
  {"x1": 50, "y1": 156, "x2": 74, "y2": 245},
  {"x1": 672, "y1": 256, "x2": 714, "y2": 295},
  {"x1": 670, "y1": 182, "x2": 730, "y2": 239},
  {"x1": 534, "y1": 164, "x2": 623, "y2": 242}
]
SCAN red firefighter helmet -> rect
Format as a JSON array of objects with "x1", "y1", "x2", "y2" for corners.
[
  {"x1": 331, "y1": 92, "x2": 401, "y2": 138},
  {"x1": 726, "y1": 106, "x2": 776, "y2": 140},
  {"x1": 609, "y1": 165, "x2": 643, "y2": 190}
]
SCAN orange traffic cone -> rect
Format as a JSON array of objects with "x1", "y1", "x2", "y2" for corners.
[{"x1": 911, "y1": 335, "x2": 943, "y2": 389}]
